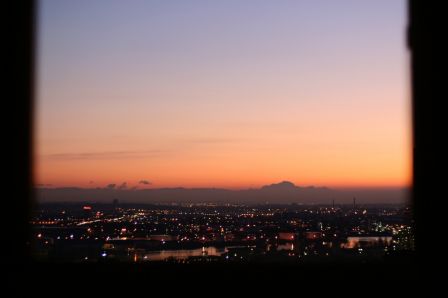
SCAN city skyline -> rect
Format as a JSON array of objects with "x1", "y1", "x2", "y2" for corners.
[{"x1": 35, "y1": 0, "x2": 410, "y2": 193}]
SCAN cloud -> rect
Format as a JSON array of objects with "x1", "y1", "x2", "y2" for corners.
[
  {"x1": 175, "y1": 137, "x2": 243, "y2": 146},
  {"x1": 43, "y1": 150, "x2": 168, "y2": 161},
  {"x1": 189, "y1": 137, "x2": 240, "y2": 144},
  {"x1": 106, "y1": 184, "x2": 116, "y2": 189},
  {"x1": 118, "y1": 182, "x2": 127, "y2": 190},
  {"x1": 139, "y1": 180, "x2": 151, "y2": 185}
]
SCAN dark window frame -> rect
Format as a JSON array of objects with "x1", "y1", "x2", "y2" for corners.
[{"x1": 6, "y1": 0, "x2": 439, "y2": 284}]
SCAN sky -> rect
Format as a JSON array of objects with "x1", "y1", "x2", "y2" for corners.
[{"x1": 35, "y1": 0, "x2": 410, "y2": 191}]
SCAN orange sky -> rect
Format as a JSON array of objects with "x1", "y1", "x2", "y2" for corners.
[{"x1": 35, "y1": 0, "x2": 411, "y2": 190}]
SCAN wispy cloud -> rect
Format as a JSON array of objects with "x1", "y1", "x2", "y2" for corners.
[
  {"x1": 187, "y1": 137, "x2": 242, "y2": 144},
  {"x1": 42, "y1": 139, "x2": 241, "y2": 161},
  {"x1": 43, "y1": 150, "x2": 167, "y2": 161}
]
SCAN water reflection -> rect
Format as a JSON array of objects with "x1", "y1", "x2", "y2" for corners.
[
  {"x1": 277, "y1": 242, "x2": 294, "y2": 251},
  {"x1": 144, "y1": 246, "x2": 227, "y2": 261}
]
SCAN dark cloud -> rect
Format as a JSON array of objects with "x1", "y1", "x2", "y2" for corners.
[
  {"x1": 106, "y1": 184, "x2": 116, "y2": 189},
  {"x1": 139, "y1": 180, "x2": 151, "y2": 185},
  {"x1": 118, "y1": 182, "x2": 127, "y2": 190},
  {"x1": 37, "y1": 184, "x2": 52, "y2": 187}
]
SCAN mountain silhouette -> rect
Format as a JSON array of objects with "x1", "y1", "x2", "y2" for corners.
[
  {"x1": 36, "y1": 181, "x2": 408, "y2": 204},
  {"x1": 261, "y1": 181, "x2": 299, "y2": 190}
]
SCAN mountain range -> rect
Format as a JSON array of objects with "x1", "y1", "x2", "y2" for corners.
[{"x1": 36, "y1": 181, "x2": 409, "y2": 204}]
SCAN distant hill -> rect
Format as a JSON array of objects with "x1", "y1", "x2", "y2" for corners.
[
  {"x1": 261, "y1": 181, "x2": 298, "y2": 190},
  {"x1": 36, "y1": 181, "x2": 409, "y2": 204}
]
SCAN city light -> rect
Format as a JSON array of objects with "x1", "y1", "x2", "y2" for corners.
[{"x1": 30, "y1": 203, "x2": 413, "y2": 263}]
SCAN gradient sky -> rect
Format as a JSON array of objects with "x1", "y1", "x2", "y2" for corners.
[{"x1": 35, "y1": 0, "x2": 410, "y2": 190}]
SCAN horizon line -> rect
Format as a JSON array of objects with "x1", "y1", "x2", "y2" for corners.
[{"x1": 35, "y1": 181, "x2": 411, "y2": 190}]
